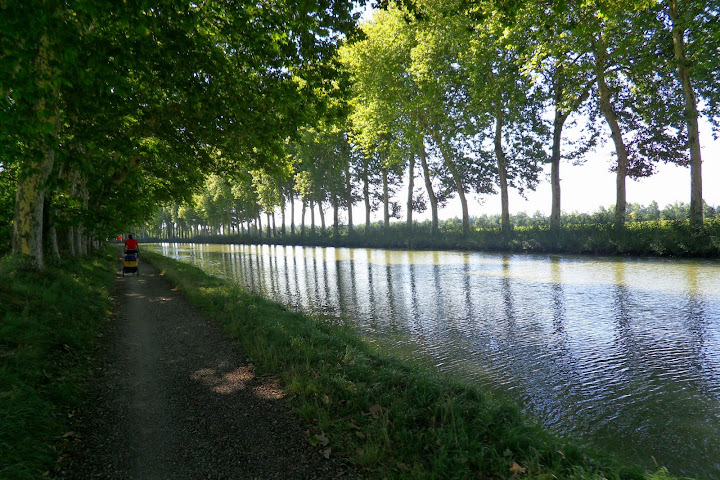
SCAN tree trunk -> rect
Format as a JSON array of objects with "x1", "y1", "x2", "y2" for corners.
[
  {"x1": 319, "y1": 202, "x2": 326, "y2": 233},
  {"x1": 301, "y1": 199, "x2": 306, "y2": 235},
  {"x1": 11, "y1": 36, "x2": 58, "y2": 270},
  {"x1": 310, "y1": 200, "x2": 316, "y2": 234},
  {"x1": 406, "y1": 153, "x2": 415, "y2": 228},
  {"x1": 494, "y1": 109, "x2": 511, "y2": 235},
  {"x1": 12, "y1": 138, "x2": 55, "y2": 265},
  {"x1": 345, "y1": 162, "x2": 354, "y2": 234},
  {"x1": 266, "y1": 212, "x2": 272, "y2": 237},
  {"x1": 431, "y1": 132, "x2": 468, "y2": 234},
  {"x1": 382, "y1": 168, "x2": 390, "y2": 230},
  {"x1": 594, "y1": 38, "x2": 628, "y2": 229},
  {"x1": 332, "y1": 194, "x2": 339, "y2": 237},
  {"x1": 669, "y1": 0, "x2": 703, "y2": 226},
  {"x1": 290, "y1": 195, "x2": 296, "y2": 235},
  {"x1": 550, "y1": 79, "x2": 567, "y2": 234},
  {"x1": 43, "y1": 195, "x2": 60, "y2": 262},
  {"x1": 363, "y1": 168, "x2": 371, "y2": 229},
  {"x1": 281, "y1": 202, "x2": 286, "y2": 236},
  {"x1": 310, "y1": 200, "x2": 315, "y2": 235},
  {"x1": 66, "y1": 227, "x2": 76, "y2": 257},
  {"x1": 75, "y1": 173, "x2": 89, "y2": 256},
  {"x1": 418, "y1": 143, "x2": 439, "y2": 234}
]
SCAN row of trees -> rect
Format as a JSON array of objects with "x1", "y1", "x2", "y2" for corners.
[
  {"x1": 143, "y1": 169, "x2": 720, "y2": 239},
  {"x1": 0, "y1": 0, "x2": 361, "y2": 268},
  {"x1": 144, "y1": 0, "x2": 719, "y2": 241},
  {"x1": 3, "y1": 1, "x2": 719, "y2": 266}
]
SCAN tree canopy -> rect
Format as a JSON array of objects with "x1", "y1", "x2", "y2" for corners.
[
  {"x1": 0, "y1": 0, "x2": 361, "y2": 267},
  {"x1": 3, "y1": 0, "x2": 719, "y2": 265}
]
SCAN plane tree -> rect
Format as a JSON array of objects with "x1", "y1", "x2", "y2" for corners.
[
  {"x1": 413, "y1": 0, "x2": 547, "y2": 234},
  {"x1": 510, "y1": 0, "x2": 600, "y2": 234},
  {"x1": 340, "y1": 6, "x2": 445, "y2": 234},
  {"x1": 1, "y1": 0, "x2": 362, "y2": 268},
  {"x1": 659, "y1": 0, "x2": 720, "y2": 225},
  {"x1": 563, "y1": 0, "x2": 689, "y2": 228}
]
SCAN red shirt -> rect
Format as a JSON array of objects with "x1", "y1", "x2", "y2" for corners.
[{"x1": 124, "y1": 238, "x2": 139, "y2": 250}]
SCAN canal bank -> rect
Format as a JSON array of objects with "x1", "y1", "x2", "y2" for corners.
[
  {"x1": 146, "y1": 242, "x2": 720, "y2": 479},
  {"x1": 138, "y1": 248, "x2": 702, "y2": 479}
]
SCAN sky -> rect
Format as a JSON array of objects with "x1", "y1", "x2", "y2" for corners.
[{"x1": 474, "y1": 119, "x2": 720, "y2": 217}]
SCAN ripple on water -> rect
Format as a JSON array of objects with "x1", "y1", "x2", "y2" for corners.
[{"x1": 150, "y1": 244, "x2": 720, "y2": 479}]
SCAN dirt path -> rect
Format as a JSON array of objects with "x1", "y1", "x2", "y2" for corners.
[{"x1": 58, "y1": 254, "x2": 355, "y2": 479}]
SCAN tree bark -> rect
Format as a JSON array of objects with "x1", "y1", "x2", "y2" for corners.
[
  {"x1": 290, "y1": 195, "x2": 296, "y2": 235},
  {"x1": 494, "y1": 108, "x2": 511, "y2": 234},
  {"x1": 382, "y1": 168, "x2": 390, "y2": 230},
  {"x1": 669, "y1": 0, "x2": 703, "y2": 226},
  {"x1": 318, "y1": 202, "x2": 326, "y2": 233},
  {"x1": 310, "y1": 200, "x2": 316, "y2": 234},
  {"x1": 418, "y1": 143, "x2": 439, "y2": 234},
  {"x1": 281, "y1": 202, "x2": 286, "y2": 236},
  {"x1": 345, "y1": 162, "x2": 354, "y2": 234},
  {"x1": 301, "y1": 199, "x2": 306, "y2": 235},
  {"x1": 406, "y1": 153, "x2": 415, "y2": 228},
  {"x1": 363, "y1": 167, "x2": 371, "y2": 229},
  {"x1": 594, "y1": 37, "x2": 628, "y2": 229},
  {"x1": 43, "y1": 195, "x2": 60, "y2": 262},
  {"x1": 550, "y1": 81, "x2": 566, "y2": 233},
  {"x1": 12, "y1": 41, "x2": 58, "y2": 269},
  {"x1": 75, "y1": 173, "x2": 89, "y2": 256},
  {"x1": 431, "y1": 132, "x2": 468, "y2": 234},
  {"x1": 332, "y1": 194, "x2": 339, "y2": 237}
]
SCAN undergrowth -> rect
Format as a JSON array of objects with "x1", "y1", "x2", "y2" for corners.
[
  {"x1": 152, "y1": 218, "x2": 720, "y2": 258},
  {"x1": 0, "y1": 248, "x2": 116, "y2": 479}
]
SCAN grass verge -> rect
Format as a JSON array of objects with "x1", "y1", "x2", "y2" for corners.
[
  {"x1": 0, "y1": 248, "x2": 116, "y2": 480},
  {"x1": 142, "y1": 250, "x2": 687, "y2": 480}
]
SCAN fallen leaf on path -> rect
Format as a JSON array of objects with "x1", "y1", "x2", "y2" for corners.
[{"x1": 311, "y1": 431, "x2": 329, "y2": 446}]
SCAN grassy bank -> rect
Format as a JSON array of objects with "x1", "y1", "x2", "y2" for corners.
[
  {"x1": 142, "y1": 250, "x2": 683, "y2": 480},
  {"x1": 0, "y1": 248, "x2": 116, "y2": 480},
  {"x1": 147, "y1": 218, "x2": 720, "y2": 258}
]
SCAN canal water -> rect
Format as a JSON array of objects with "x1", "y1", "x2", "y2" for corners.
[{"x1": 148, "y1": 243, "x2": 720, "y2": 478}]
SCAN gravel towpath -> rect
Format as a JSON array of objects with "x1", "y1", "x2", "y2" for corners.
[{"x1": 57, "y1": 255, "x2": 355, "y2": 479}]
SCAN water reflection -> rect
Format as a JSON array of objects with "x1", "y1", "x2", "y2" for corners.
[{"x1": 150, "y1": 243, "x2": 720, "y2": 479}]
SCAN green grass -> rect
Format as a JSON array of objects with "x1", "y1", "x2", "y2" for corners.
[
  {"x1": 143, "y1": 250, "x2": 691, "y2": 480},
  {"x1": 0, "y1": 248, "x2": 116, "y2": 480}
]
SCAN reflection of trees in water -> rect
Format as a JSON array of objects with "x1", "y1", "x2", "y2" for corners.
[
  {"x1": 500, "y1": 255, "x2": 515, "y2": 330},
  {"x1": 683, "y1": 263, "x2": 709, "y2": 368},
  {"x1": 408, "y1": 261, "x2": 422, "y2": 336},
  {"x1": 383, "y1": 250, "x2": 398, "y2": 329},
  {"x1": 155, "y1": 244, "x2": 720, "y2": 480}
]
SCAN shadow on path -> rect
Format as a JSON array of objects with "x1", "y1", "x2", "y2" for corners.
[{"x1": 57, "y1": 251, "x2": 353, "y2": 479}]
